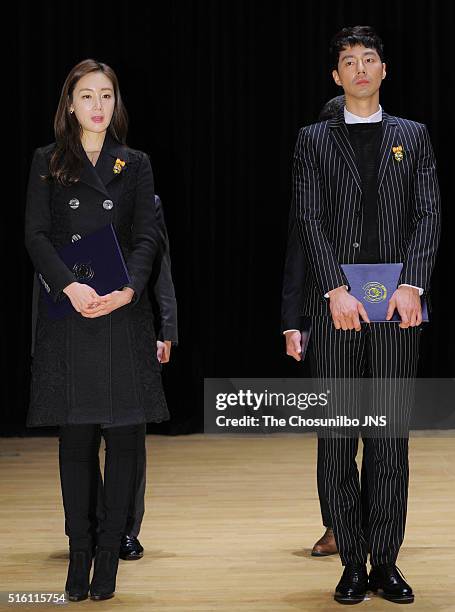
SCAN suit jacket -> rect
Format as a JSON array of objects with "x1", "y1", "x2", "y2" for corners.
[
  {"x1": 289, "y1": 107, "x2": 441, "y2": 317},
  {"x1": 149, "y1": 195, "x2": 178, "y2": 344},
  {"x1": 281, "y1": 197, "x2": 306, "y2": 331}
]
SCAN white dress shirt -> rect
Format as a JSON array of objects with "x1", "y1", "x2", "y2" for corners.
[{"x1": 283, "y1": 104, "x2": 423, "y2": 335}]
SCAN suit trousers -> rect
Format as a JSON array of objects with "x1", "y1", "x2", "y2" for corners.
[
  {"x1": 309, "y1": 317, "x2": 421, "y2": 566},
  {"x1": 58, "y1": 424, "x2": 143, "y2": 552},
  {"x1": 92, "y1": 424, "x2": 146, "y2": 538},
  {"x1": 317, "y1": 438, "x2": 371, "y2": 534}
]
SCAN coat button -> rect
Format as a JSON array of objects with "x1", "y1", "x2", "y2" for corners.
[
  {"x1": 71, "y1": 234, "x2": 81, "y2": 242},
  {"x1": 353, "y1": 242, "x2": 360, "y2": 248},
  {"x1": 69, "y1": 198, "x2": 80, "y2": 209},
  {"x1": 103, "y1": 199, "x2": 114, "y2": 210}
]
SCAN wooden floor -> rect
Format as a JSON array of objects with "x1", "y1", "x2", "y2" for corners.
[{"x1": 0, "y1": 433, "x2": 454, "y2": 611}]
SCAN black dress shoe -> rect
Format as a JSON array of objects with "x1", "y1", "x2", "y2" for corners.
[
  {"x1": 369, "y1": 563, "x2": 414, "y2": 604},
  {"x1": 89, "y1": 549, "x2": 119, "y2": 601},
  {"x1": 119, "y1": 535, "x2": 144, "y2": 560},
  {"x1": 65, "y1": 550, "x2": 92, "y2": 602},
  {"x1": 334, "y1": 563, "x2": 368, "y2": 605}
]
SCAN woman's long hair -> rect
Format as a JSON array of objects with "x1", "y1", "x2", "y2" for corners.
[{"x1": 47, "y1": 59, "x2": 129, "y2": 186}]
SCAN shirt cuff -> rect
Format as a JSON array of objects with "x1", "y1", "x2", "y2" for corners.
[
  {"x1": 398, "y1": 284, "x2": 424, "y2": 296},
  {"x1": 324, "y1": 285, "x2": 349, "y2": 298},
  {"x1": 283, "y1": 329, "x2": 299, "y2": 335}
]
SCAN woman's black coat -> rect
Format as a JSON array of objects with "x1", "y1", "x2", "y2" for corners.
[{"x1": 24, "y1": 130, "x2": 169, "y2": 428}]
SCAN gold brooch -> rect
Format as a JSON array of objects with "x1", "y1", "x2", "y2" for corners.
[
  {"x1": 113, "y1": 158, "x2": 126, "y2": 174},
  {"x1": 392, "y1": 145, "x2": 404, "y2": 162}
]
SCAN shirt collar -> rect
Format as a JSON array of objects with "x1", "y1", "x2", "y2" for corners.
[{"x1": 344, "y1": 104, "x2": 382, "y2": 124}]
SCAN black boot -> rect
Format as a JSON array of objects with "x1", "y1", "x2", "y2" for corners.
[
  {"x1": 90, "y1": 549, "x2": 119, "y2": 600},
  {"x1": 369, "y1": 563, "x2": 414, "y2": 603},
  {"x1": 65, "y1": 550, "x2": 92, "y2": 602}
]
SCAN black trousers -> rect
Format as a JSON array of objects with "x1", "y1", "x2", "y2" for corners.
[
  {"x1": 309, "y1": 317, "x2": 421, "y2": 566},
  {"x1": 58, "y1": 424, "x2": 144, "y2": 552},
  {"x1": 91, "y1": 424, "x2": 146, "y2": 538}
]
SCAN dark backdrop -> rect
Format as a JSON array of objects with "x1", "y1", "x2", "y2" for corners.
[{"x1": 4, "y1": 0, "x2": 454, "y2": 435}]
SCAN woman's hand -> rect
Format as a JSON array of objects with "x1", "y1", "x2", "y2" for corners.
[
  {"x1": 78, "y1": 287, "x2": 134, "y2": 318},
  {"x1": 63, "y1": 282, "x2": 103, "y2": 314}
]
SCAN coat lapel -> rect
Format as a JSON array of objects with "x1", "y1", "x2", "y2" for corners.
[
  {"x1": 78, "y1": 130, "x2": 129, "y2": 197},
  {"x1": 328, "y1": 108, "x2": 362, "y2": 192},
  {"x1": 377, "y1": 111, "x2": 398, "y2": 190}
]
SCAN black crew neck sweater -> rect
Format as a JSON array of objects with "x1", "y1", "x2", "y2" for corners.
[{"x1": 346, "y1": 121, "x2": 383, "y2": 262}]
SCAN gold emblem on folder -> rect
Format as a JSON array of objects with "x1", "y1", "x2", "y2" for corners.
[{"x1": 363, "y1": 282, "x2": 387, "y2": 303}]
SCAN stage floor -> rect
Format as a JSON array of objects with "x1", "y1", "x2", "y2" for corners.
[{"x1": 0, "y1": 433, "x2": 454, "y2": 611}]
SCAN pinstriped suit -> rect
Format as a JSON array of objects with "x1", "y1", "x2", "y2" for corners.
[
  {"x1": 293, "y1": 108, "x2": 440, "y2": 317},
  {"x1": 291, "y1": 108, "x2": 441, "y2": 565}
]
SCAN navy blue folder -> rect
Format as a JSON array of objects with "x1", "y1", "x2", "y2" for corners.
[
  {"x1": 43, "y1": 223, "x2": 131, "y2": 319},
  {"x1": 340, "y1": 263, "x2": 428, "y2": 322}
]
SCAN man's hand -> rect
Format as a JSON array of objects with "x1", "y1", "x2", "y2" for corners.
[
  {"x1": 284, "y1": 330, "x2": 302, "y2": 361},
  {"x1": 386, "y1": 286, "x2": 422, "y2": 328},
  {"x1": 328, "y1": 285, "x2": 370, "y2": 331},
  {"x1": 79, "y1": 287, "x2": 134, "y2": 318},
  {"x1": 157, "y1": 340, "x2": 172, "y2": 363}
]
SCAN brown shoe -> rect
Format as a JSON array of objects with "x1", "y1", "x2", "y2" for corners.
[{"x1": 311, "y1": 527, "x2": 338, "y2": 556}]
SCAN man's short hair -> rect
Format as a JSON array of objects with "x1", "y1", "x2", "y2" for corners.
[
  {"x1": 329, "y1": 26, "x2": 385, "y2": 70},
  {"x1": 318, "y1": 95, "x2": 345, "y2": 121}
]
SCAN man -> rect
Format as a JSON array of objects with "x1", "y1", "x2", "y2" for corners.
[
  {"x1": 287, "y1": 26, "x2": 440, "y2": 604},
  {"x1": 96, "y1": 194, "x2": 178, "y2": 560},
  {"x1": 282, "y1": 95, "x2": 346, "y2": 558},
  {"x1": 31, "y1": 193, "x2": 178, "y2": 560}
]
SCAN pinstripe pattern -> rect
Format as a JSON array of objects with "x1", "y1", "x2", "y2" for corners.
[
  {"x1": 309, "y1": 319, "x2": 422, "y2": 565},
  {"x1": 293, "y1": 108, "x2": 441, "y2": 316}
]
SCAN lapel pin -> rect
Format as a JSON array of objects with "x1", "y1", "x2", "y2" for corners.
[
  {"x1": 113, "y1": 158, "x2": 126, "y2": 174},
  {"x1": 392, "y1": 145, "x2": 404, "y2": 162}
]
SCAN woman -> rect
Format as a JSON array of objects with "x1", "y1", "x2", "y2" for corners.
[{"x1": 24, "y1": 59, "x2": 168, "y2": 601}]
